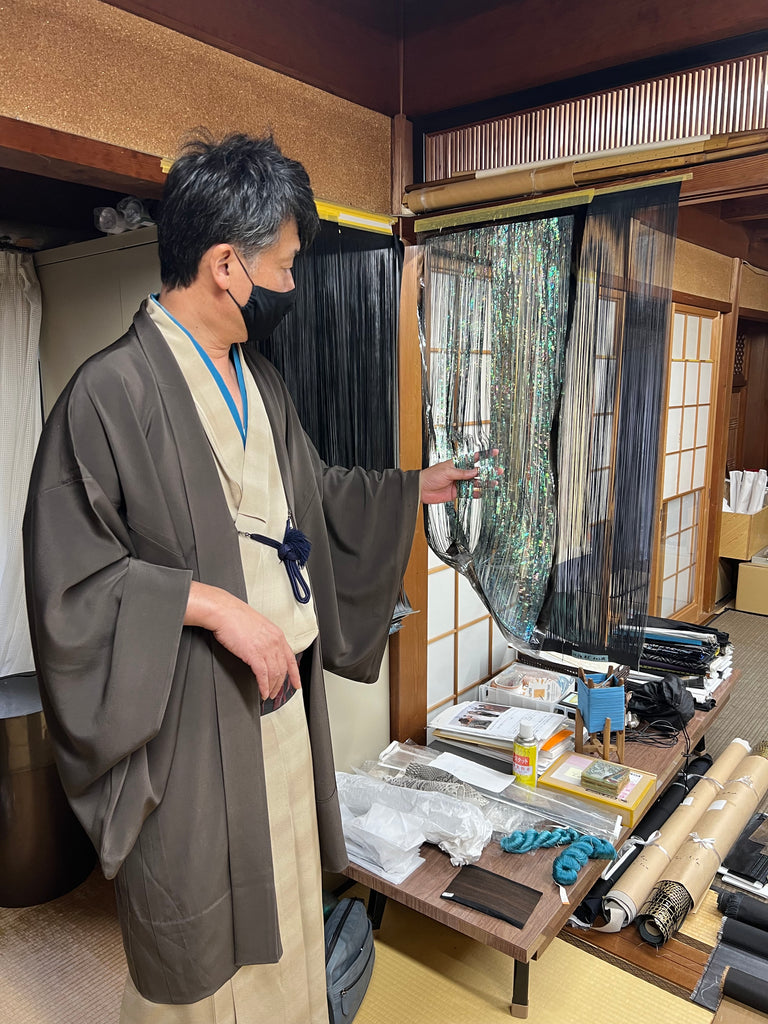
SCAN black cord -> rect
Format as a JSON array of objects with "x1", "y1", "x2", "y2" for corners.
[{"x1": 625, "y1": 720, "x2": 680, "y2": 748}]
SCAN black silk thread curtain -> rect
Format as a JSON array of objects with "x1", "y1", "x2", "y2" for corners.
[
  {"x1": 540, "y1": 183, "x2": 679, "y2": 664},
  {"x1": 259, "y1": 221, "x2": 402, "y2": 471}
]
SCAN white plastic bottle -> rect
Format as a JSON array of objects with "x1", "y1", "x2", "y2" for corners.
[{"x1": 513, "y1": 718, "x2": 538, "y2": 787}]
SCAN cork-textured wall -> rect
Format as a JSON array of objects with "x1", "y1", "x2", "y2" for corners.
[
  {"x1": 673, "y1": 239, "x2": 734, "y2": 304},
  {"x1": 0, "y1": 0, "x2": 392, "y2": 213},
  {"x1": 739, "y1": 264, "x2": 768, "y2": 313}
]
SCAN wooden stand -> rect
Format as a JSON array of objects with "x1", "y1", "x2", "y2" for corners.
[{"x1": 574, "y1": 710, "x2": 625, "y2": 762}]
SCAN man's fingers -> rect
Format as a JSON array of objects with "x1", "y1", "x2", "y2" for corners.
[
  {"x1": 287, "y1": 657, "x2": 302, "y2": 691},
  {"x1": 472, "y1": 447, "x2": 499, "y2": 462}
]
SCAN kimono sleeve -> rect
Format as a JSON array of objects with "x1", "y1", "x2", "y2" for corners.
[
  {"x1": 300, "y1": 436, "x2": 421, "y2": 682},
  {"x1": 23, "y1": 376, "x2": 192, "y2": 874}
]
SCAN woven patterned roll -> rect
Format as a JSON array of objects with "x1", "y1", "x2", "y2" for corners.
[{"x1": 636, "y1": 880, "x2": 693, "y2": 946}]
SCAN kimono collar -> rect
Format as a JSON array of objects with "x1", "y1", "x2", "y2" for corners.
[{"x1": 150, "y1": 294, "x2": 248, "y2": 446}]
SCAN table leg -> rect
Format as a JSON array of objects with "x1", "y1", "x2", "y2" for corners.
[
  {"x1": 510, "y1": 960, "x2": 529, "y2": 1018},
  {"x1": 367, "y1": 889, "x2": 388, "y2": 929}
]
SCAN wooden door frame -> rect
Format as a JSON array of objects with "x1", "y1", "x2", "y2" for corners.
[
  {"x1": 650, "y1": 303, "x2": 726, "y2": 623},
  {"x1": 702, "y1": 260, "x2": 742, "y2": 615}
]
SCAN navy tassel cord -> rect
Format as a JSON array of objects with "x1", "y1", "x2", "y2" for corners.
[
  {"x1": 500, "y1": 827, "x2": 616, "y2": 886},
  {"x1": 238, "y1": 519, "x2": 312, "y2": 604}
]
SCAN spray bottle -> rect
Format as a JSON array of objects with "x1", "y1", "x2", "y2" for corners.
[{"x1": 513, "y1": 718, "x2": 538, "y2": 787}]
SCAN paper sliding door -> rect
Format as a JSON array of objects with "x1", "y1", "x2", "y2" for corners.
[{"x1": 653, "y1": 305, "x2": 722, "y2": 620}]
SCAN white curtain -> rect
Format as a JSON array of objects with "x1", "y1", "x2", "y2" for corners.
[{"x1": 0, "y1": 251, "x2": 42, "y2": 676}]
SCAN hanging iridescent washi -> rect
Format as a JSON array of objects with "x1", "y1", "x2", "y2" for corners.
[
  {"x1": 419, "y1": 216, "x2": 574, "y2": 642},
  {"x1": 419, "y1": 181, "x2": 679, "y2": 661}
]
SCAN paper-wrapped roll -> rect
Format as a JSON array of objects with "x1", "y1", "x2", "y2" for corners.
[
  {"x1": 661, "y1": 754, "x2": 768, "y2": 908},
  {"x1": 600, "y1": 738, "x2": 751, "y2": 931},
  {"x1": 638, "y1": 751, "x2": 768, "y2": 944}
]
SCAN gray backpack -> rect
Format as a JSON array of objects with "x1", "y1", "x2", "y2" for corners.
[{"x1": 324, "y1": 897, "x2": 375, "y2": 1023}]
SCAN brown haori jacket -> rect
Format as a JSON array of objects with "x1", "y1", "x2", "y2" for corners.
[{"x1": 23, "y1": 303, "x2": 420, "y2": 1004}]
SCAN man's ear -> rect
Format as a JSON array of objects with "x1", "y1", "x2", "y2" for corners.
[{"x1": 205, "y1": 244, "x2": 236, "y2": 293}]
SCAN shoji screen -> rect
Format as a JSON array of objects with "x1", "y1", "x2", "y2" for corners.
[
  {"x1": 426, "y1": 556, "x2": 514, "y2": 723},
  {"x1": 655, "y1": 306, "x2": 721, "y2": 618}
]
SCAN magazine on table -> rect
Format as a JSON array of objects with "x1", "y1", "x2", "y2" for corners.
[{"x1": 430, "y1": 700, "x2": 568, "y2": 750}]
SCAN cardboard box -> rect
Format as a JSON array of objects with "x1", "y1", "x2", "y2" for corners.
[
  {"x1": 736, "y1": 561, "x2": 768, "y2": 615},
  {"x1": 720, "y1": 503, "x2": 768, "y2": 561},
  {"x1": 538, "y1": 751, "x2": 657, "y2": 827}
]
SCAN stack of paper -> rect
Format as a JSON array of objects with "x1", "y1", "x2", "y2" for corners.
[{"x1": 430, "y1": 700, "x2": 571, "y2": 760}]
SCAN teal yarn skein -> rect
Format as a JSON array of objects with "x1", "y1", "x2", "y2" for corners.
[
  {"x1": 500, "y1": 827, "x2": 581, "y2": 853},
  {"x1": 552, "y1": 835, "x2": 617, "y2": 885},
  {"x1": 500, "y1": 828, "x2": 617, "y2": 885}
]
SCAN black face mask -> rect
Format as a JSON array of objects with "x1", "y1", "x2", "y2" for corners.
[{"x1": 229, "y1": 251, "x2": 296, "y2": 342}]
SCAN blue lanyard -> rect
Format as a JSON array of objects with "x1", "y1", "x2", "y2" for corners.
[{"x1": 152, "y1": 295, "x2": 248, "y2": 446}]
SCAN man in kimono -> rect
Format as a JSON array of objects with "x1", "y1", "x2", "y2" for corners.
[{"x1": 23, "y1": 133, "x2": 479, "y2": 1024}]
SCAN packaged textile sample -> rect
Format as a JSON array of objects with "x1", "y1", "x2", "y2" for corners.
[{"x1": 420, "y1": 182, "x2": 680, "y2": 665}]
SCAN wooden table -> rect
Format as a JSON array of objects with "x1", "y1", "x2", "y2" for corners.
[{"x1": 344, "y1": 672, "x2": 737, "y2": 1018}]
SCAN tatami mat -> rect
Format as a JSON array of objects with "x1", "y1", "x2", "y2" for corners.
[
  {"x1": 705, "y1": 611, "x2": 768, "y2": 760},
  {"x1": 359, "y1": 896, "x2": 712, "y2": 1024},
  {"x1": 1, "y1": 869, "x2": 713, "y2": 1024},
  {"x1": 2, "y1": 612, "x2": 763, "y2": 1023},
  {"x1": 0, "y1": 871, "x2": 124, "y2": 1024},
  {"x1": 679, "y1": 889, "x2": 725, "y2": 951}
]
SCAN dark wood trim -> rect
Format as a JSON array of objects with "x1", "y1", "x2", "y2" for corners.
[
  {"x1": 738, "y1": 305, "x2": 768, "y2": 322},
  {"x1": 389, "y1": 246, "x2": 428, "y2": 743},
  {"x1": 672, "y1": 290, "x2": 732, "y2": 313},
  {"x1": 561, "y1": 926, "x2": 709, "y2": 999},
  {"x1": 676, "y1": 204, "x2": 751, "y2": 262},
  {"x1": 721, "y1": 195, "x2": 768, "y2": 221},
  {"x1": 0, "y1": 117, "x2": 166, "y2": 197},
  {"x1": 680, "y1": 152, "x2": 768, "y2": 204},
  {"x1": 104, "y1": 0, "x2": 401, "y2": 116},
  {"x1": 702, "y1": 258, "x2": 742, "y2": 614},
  {"x1": 391, "y1": 115, "x2": 413, "y2": 216}
]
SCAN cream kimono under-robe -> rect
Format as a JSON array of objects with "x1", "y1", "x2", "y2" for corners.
[{"x1": 119, "y1": 300, "x2": 327, "y2": 1023}]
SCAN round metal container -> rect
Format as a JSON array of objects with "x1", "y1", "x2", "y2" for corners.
[{"x1": 0, "y1": 673, "x2": 96, "y2": 906}]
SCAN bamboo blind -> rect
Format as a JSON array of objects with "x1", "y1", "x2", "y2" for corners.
[{"x1": 425, "y1": 52, "x2": 768, "y2": 181}]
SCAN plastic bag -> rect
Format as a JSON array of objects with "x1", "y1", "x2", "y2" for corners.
[{"x1": 337, "y1": 771, "x2": 493, "y2": 866}]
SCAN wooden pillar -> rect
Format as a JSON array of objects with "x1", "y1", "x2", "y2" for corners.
[
  {"x1": 389, "y1": 245, "x2": 428, "y2": 743},
  {"x1": 702, "y1": 257, "x2": 742, "y2": 614}
]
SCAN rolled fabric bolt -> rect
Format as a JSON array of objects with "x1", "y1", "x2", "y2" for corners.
[
  {"x1": 600, "y1": 738, "x2": 751, "y2": 932},
  {"x1": 721, "y1": 966, "x2": 768, "y2": 1015},
  {"x1": 638, "y1": 750, "x2": 768, "y2": 946},
  {"x1": 717, "y1": 891, "x2": 768, "y2": 932}
]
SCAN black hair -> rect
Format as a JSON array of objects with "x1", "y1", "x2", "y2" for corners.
[{"x1": 158, "y1": 131, "x2": 320, "y2": 289}]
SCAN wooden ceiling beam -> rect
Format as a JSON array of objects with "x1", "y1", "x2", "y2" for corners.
[
  {"x1": 680, "y1": 151, "x2": 768, "y2": 204},
  {"x1": 720, "y1": 195, "x2": 768, "y2": 221},
  {"x1": 0, "y1": 118, "x2": 166, "y2": 198}
]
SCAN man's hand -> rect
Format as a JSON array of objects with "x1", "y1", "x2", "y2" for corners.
[
  {"x1": 184, "y1": 581, "x2": 300, "y2": 700},
  {"x1": 420, "y1": 450, "x2": 500, "y2": 504}
]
